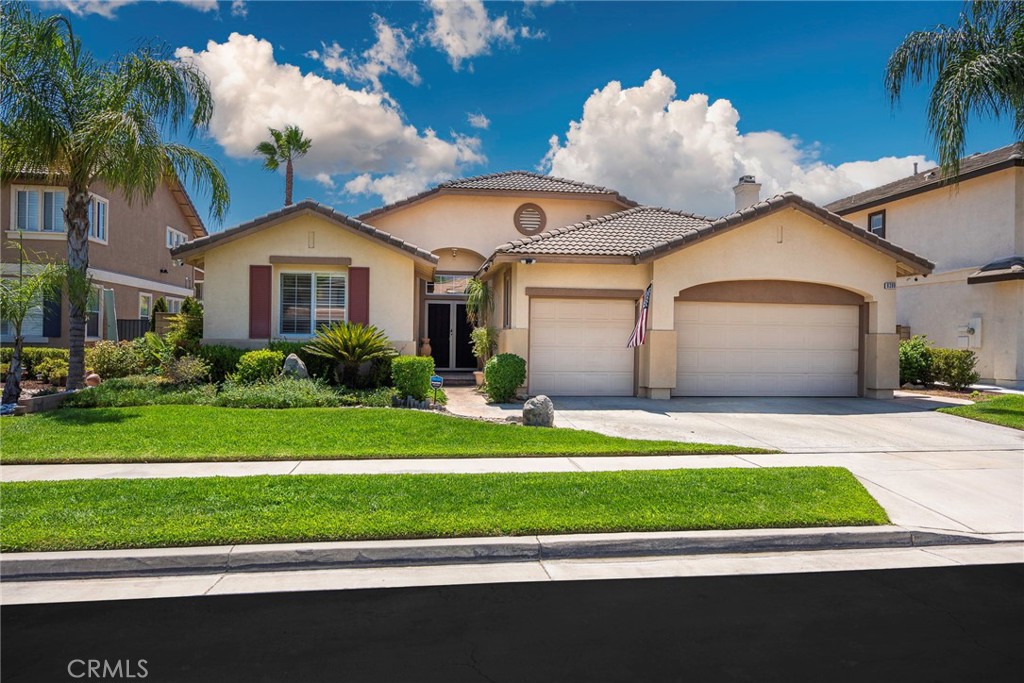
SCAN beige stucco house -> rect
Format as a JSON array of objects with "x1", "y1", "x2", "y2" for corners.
[
  {"x1": 827, "y1": 144, "x2": 1024, "y2": 388},
  {"x1": 173, "y1": 171, "x2": 933, "y2": 399}
]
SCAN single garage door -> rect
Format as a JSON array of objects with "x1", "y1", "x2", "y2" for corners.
[
  {"x1": 530, "y1": 298, "x2": 636, "y2": 396},
  {"x1": 675, "y1": 302, "x2": 859, "y2": 396}
]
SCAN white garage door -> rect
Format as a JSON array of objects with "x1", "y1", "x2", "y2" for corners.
[
  {"x1": 675, "y1": 302, "x2": 859, "y2": 397},
  {"x1": 530, "y1": 298, "x2": 636, "y2": 396}
]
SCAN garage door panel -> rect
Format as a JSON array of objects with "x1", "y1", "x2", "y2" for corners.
[{"x1": 675, "y1": 301, "x2": 859, "y2": 397}]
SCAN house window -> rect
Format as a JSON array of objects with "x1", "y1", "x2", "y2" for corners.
[
  {"x1": 87, "y1": 287, "x2": 101, "y2": 338},
  {"x1": 502, "y1": 270, "x2": 512, "y2": 329},
  {"x1": 0, "y1": 279, "x2": 44, "y2": 340},
  {"x1": 426, "y1": 273, "x2": 471, "y2": 295},
  {"x1": 13, "y1": 187, "x2": 66, "y2": 232},
  {"x1": 194, "y1": 281, "x2": 204, "y2": 302},
  {"x1": 166, "y1": 227, "x2": 188, "y2": 249},
  {"x1": 166, "y1": 297, "x2": 183, "y2": 314},
  {"x1": 89, "y1": 197, "x2": 108, "y2": 242},
  {"x1": 868, "y1": 210, "x2": 886, "y2": 238},
  {"x1": 280, "y1": 272, "x2": 346, "y2": 336},
  {"x1": 139, "y1": 293, "x2": 153, "y2": 320}
]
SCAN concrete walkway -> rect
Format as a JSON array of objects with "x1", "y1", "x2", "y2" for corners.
[{"x1": 445, "y1": 388, "x2": 1024, "y2": 453}]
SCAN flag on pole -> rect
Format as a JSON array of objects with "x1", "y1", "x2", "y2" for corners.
[{"x1": 627, "y1": 284, "x2": 652, "y2": 348}]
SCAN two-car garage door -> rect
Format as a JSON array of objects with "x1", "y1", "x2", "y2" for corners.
[{"x1": 674, "y1": 302, "x2": 860, "y2": 397}]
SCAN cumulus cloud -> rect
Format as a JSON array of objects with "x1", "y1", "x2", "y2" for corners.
[
  {"x1": 43, "y1": 0, "x2": 216, "y2": 18},
  {"x1": 307, "y1": 16, "x2": 420, "y2": 91},
  {"x1": 425, "y1": 0, "x2": 538, "y2": 70},
  {"x1": 542, "y1": 70, "x2": 932, "y2": 217},
  {"x1": 467, "y1": 112, "x2": 490, "y2": 129},
  {"x1": 176, "y1": 33, "x2": 483, "y2": 204}
]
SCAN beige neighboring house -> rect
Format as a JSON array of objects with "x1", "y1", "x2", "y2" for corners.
[
  {"x1": 1, "y1": 175, "x2": 206, "y2": 346},
  {"x1": 827, "y1": 144, "x2": 1024, "y2": 388},
  {"x1": 173, "y1": 171, "x2": 933, "y2": 399}
]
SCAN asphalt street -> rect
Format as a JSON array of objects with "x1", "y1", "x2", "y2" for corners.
[{"x1": 3, "y1": 564, "x2": 1022, "y2": 682}]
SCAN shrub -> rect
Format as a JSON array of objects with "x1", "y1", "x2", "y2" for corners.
[
  {"x1": 66, "y1": 375, "x2": 216, "y2": 408},
  {"x1": 150, "y1": 296, "x2": 167, "y2": 332},
  {"x1": 391, "y1": 355, "x2": 435, "y2": 401},
  {"x1": 337, "y1": 386, "x2": 399, "y2": 407},
  {"x1": 85, "y1": 340, "x2": 149, "y2": 379},
  {"x1": 35, "y1": 357, "x2": 69, "y2": 385},
  {"x1": 232, "y1": 349, "x2": 285, "y2": 384},
  {"x1": 1, "y1": 347, "x2": 69, "y2": 375},
  {"x1": 162, "y1": 355, "x2": 211, "y2": 385},
  {"x1": 196, "y1": 344, "x2": 247, "y2": 383},
  {"x1": 267, "y1": 341, "x2": 336, "y2": 382},
  {"x1": 899, "y1": 335, "x2": 933, "y2": 386},
  {"x1": 484, "y1": 353, "x2": 526, "y2": 403},
  {"x1": 931, "y1": 348, "x2": 980, "y2": 391},
  {"x1": 214, "y1": 377, "x2": 342, "y2": 409},
  {"x1": 470, "y1": 327, "x2": 499, "y2": 364},
  {"x1": 165, "y1": 303, "x2": 203, "y2": 354},
  {"x1": 302, "y1": 322, "x2": 397, "y2": 387}
]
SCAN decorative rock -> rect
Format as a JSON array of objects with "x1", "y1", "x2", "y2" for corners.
[
  {"x1": 281, "y1": 353, "x2": 309, "y2": 379},
  {"x1": 522, "y1": 395, "x2": 555, "y2": 427},
  {"x1": 85, "y1": 373, "x2": 102, "y2": 387}
]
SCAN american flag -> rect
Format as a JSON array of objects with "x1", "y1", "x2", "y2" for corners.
[{"x1": 627, "y1": 284, "x2": 652, "y2": 348}]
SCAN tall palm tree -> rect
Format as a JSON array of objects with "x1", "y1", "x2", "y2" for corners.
[
  {"x1": 255, "y1": 125, "x2": 312, "y2": 206},
  {"x1": 0, "y1": 1, "x2": 230, "y2": 390},
  {"x1": 885, "y1": 0, "x2": 1024, "y2": 177}
]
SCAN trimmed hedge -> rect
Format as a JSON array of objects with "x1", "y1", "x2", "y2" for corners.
[
  {"x1": 484, "y1": 353, "x2": 526, "y2": 403},
  {"x1": 232, "y1": 350, "x2": 285, "y2": 384},
  {"x1": 195, "y1": 344, "x2": 247, "y2": 384},
  {"x1": 0, "y1": 347, "x2": 69, "y2": 375},
  {"x1": 898, "y1": 335, "x2": 933, "y2": 386},
  {"x1": 391, "y1": 356, "x2": 435, "y2": 401},
  {"x1": 85, "y1": 340, "x2": 151, "y2": 379}
]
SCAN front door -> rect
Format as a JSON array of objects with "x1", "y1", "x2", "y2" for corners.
[{"x1": 426, "y1": 301, "x2": 475, "y2": 370}]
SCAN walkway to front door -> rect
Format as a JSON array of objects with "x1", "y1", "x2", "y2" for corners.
[{"x1": 427, "y1": 301, "x2": 475, "y2": 370}]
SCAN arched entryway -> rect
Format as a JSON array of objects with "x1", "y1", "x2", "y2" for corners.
[{"x1": 423, "y1": 248, "x2": 486, "y2": 371}]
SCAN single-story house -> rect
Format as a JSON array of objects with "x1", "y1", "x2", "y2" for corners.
[{"x1": 172, "y1": 172, "x2": 933, "y2": 399}]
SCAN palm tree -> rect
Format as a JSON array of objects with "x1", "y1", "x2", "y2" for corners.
[
  {"x1": 885, "y1": 0, "x2": 1024, "y2": 177},
  {"x1": 255, "y1": 125, "x2": 312, "y2": 206},
  {"x1": 0, "y1": 1, "x2": 230, "y2": 390}
]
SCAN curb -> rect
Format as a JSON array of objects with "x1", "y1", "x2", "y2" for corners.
[{"x1": 0, "y1": 526, "x2": 1004, "y2": 583}]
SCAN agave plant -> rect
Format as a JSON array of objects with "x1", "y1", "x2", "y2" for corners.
[{"x1": 303, "y1": 322, "x2": 397, "y2": 387}]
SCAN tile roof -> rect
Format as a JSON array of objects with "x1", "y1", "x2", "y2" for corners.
[
  {"x1": 482, "y1": 193, "x2": 934, "y2": 276},
  {"x1": 826, "y1": 143, "x2": 1024, "y2": 215},
  {"x1": 358, "y1": 171, "x2": 637, "y2": 221},
  {"x1": 171, "y1": 200, "x2": 438, "y2": 264},
  {"x1": 967, "y1": 256, "x2": 1024, "y2": 284}
]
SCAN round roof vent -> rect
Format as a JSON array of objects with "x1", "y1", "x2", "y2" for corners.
[{"x1": 514, "y1": 203, "x2": 546, "y2": 236}]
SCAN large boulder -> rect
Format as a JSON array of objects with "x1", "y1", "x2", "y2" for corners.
[
  {"x1": 281, "y1": 353, "x2": 309, "y2": 380},
  {"x1": 523, "y1": 395, "x2": 555, "y2": 427}
]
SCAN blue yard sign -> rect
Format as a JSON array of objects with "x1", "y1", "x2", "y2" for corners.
[{"x1": 430, "y1": 375, "x2": 444, "y2": 405}]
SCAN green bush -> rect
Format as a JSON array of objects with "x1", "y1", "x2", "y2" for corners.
[
  {"x1": 162, "y1": 355, "x2": 211, "y2": 385},
  {"x1": 232, "y1": 350, "x2": 284, "y2": 384},
  {"x1": 470, "y1": 326, "x2": 499, "y2": 364},
  {"x1": 195, "y1": 344, "x2": 247, "y2": 384},
  {"x1": 336, "y1": 386, "x2": 399, "y2": 407},
  {"x1": 150, "y1": 296, "x2": 167, "y2": 332},
  {"x1": 899, "y1": 335, "x2": 933, "y2": 386},
  {"x1": 0, "y1": 347, "x2": 69, "y2": 375},
  {"x1": 931, "y1": 348, "x2": 980, "y2": 391},
  {"x1": 214, "y1": 377, "x2": 342, "y2": 409},
  {"x1": 391, "y1": 355, "x2": 435, "y2": 401},
  {"x1": 165, "y1": 300, "x2": 203, "y2": 354},
  {"x1": 484, "y1": 353, "x2": 526, "y2": 403},
  {"x1": 33, "y1": 357, "x2": 69, "y2": 385},
  {"x1": 85, "y1": 340, "x2": 149, "y2": 379},
  {"x1": 301, "y1": 322, "x2": 397, "y2": 388},
  {"x1": 267, "y1": 341, "x2": 336, "y2": 381},
  {"x1": 66, "y1": 375, "x2": 216, "y2": 408}
]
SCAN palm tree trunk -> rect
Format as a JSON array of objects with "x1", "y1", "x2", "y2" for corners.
[
  {"x1": 2, "y1": 334, "x2": 23, "y2": 405},
  {"x1": 285, "y1": 157, "x2": 294, "y2": 206},
  {"x1": 65, "y1": 188, "x2": 91, "y2": 391}
]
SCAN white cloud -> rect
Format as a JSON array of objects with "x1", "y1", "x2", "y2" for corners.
[
  {"x1": 231, "y1": 0, "x2": 247, "y2": 18},
  {"x1": 426, "y1": 0, "x2": 538, "y2": 70},
  {"x1": 307, "y1": 15, "x2": 420, "y2": 91},
  {"x1": 542, "y1": 70, "x2": 932, "y2": 217},
  {"x1": 467, "y1": 112, "x2": 490, "y2": 129},
  {"x1": 43, "y1": 0, "x2": 216, "y2": 18},
  {"x1": 176, "y1": 33, "x2": 482, "y2": 204}
]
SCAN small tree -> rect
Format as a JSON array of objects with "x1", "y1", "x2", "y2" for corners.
[
  {"x1": 465, "y1": 278, "x2": 493, "y2": 327},
  {"x1": 1, "y1": 242, "x2": 65, "y2": 404}
]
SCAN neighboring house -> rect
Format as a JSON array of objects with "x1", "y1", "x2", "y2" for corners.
[
  {"x1": 827, "y1": 144, "x2": 1024, "y2": 388},
  {"x1": 0, "y1": 175, "x2": 206, "y2": 347},
  {"x1": 173, "y1": 171, "x2": 932, "y2": 399}
]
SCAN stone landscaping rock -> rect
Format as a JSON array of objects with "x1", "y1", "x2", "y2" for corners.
[
  {"x1": 281, "y1": 353, "x2": 309, "y2": 379},
  {"x1": 522, "y1": 395, "x2": 555, "y2": 427},
  {"x1": 85, "y1": 373, "x2": 101, "y2": 387}
]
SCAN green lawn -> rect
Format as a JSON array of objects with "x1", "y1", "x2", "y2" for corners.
[
  {"x1": 0, "y1": 405, "x2": 770, "y2": 463},
  {"x1": 0, "y1": 467, "x2": 888, "y2": 552},
  {"x1": 938, "y1": 394, "x2": 1024, "y2": 430}
]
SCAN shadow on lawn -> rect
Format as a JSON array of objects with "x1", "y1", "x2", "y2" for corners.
[{"x1": 34, "y1": 408, "x2": 136, "y2": 426}]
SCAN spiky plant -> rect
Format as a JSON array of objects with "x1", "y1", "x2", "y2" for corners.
[{"x1": 303, "y1": 322, "x2": 397, "y2": 387}]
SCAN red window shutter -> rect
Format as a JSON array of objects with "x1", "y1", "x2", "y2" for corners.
[
  {"x1": 349, "y1": 267, "x2": 370, "y2": 325},
  {"x1": 249, "y1": 265, "x2": 272, "y2": 338}
]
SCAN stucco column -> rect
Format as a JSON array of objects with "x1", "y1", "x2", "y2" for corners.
[
  {"x1": 640, "y1": 330, "x2": 677, "y2": 399},
  {"x1": 862, "y1": 301, "x2": 898, "y2": 399}
]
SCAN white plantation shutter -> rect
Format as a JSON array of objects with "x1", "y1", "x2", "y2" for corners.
[
  {"x1": 314, "y1": 274, "x2": 346, "y2": 329},
  {"x1": 280, "y1": 273, "x2": 312, "y2": 335},
  {"x1": 17, "y1": 190, "x2": 39, "y2": 230}
]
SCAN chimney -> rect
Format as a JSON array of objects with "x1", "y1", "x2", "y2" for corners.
[
  {"x1": 913, "y1": 162, "x2": 919, "y2": 175},
  {"x1": 733, "y1": 175, "x2": 761, "y2": 211}
]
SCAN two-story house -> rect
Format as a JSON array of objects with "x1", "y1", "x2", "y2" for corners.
[
  {"x1": 826, "y1": 144, "x2": 1024, "y2": 388},
  {"x1": 1, "y1": 174, "x2": 206, "y2": 347}
]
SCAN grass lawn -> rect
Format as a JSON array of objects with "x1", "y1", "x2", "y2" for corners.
[
  {"x1": 938, "y1": 394, "x2": 1024, "y2": 430},
  {"x1": 0, "y1": 405, "x2": 771, "y2": 463},
  {"x1": 0, "y1": 467, "x2": 887, "y2": 552}
]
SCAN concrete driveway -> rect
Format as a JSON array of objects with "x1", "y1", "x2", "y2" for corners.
[{"x1": 447, "y1": 390, "x2": 1023, "y2": 454}]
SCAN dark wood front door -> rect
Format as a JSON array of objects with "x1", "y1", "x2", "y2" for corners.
[{"x1": 427, "y1": 301, "x2": 475, "y2": 370}]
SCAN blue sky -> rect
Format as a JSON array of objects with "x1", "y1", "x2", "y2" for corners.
[{"x1": 43, "y1": 0, "x2": 1013, "y2": 229}]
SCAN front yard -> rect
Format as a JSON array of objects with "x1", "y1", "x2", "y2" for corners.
[
  {"x1": 0, "y1": 467, "x2": 888, "y2": 552},
  {"x1": 0, "y1": 405, "x2": 772, "y2": 463},
  {"x1": 938, "y1": 394, "x2": 1024, "y2": 430}
]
